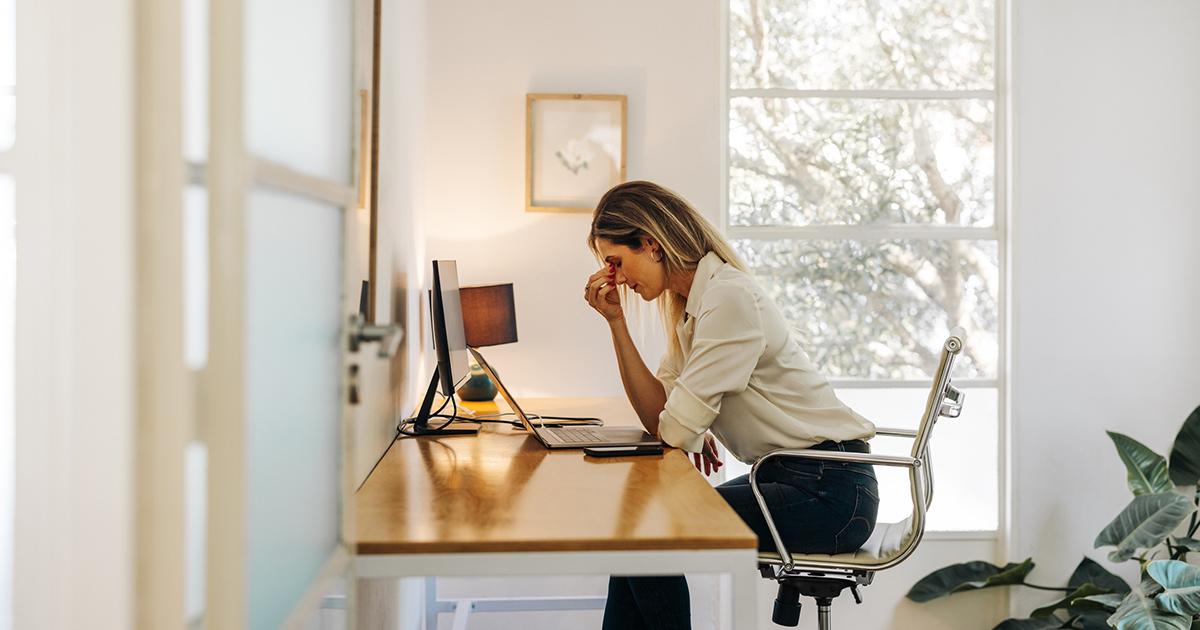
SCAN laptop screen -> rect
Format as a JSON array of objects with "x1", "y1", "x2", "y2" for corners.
[{"x1": 468, "y1": 348, "x2": 540, "y2": 435}]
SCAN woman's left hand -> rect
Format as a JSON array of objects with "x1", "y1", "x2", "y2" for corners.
[{"x1": 692, "y1": 433, "x2": 724, "y2": 477}]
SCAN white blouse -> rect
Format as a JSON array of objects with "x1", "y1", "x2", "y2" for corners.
[{"x1": 656, "y1": 252, "x2": 875, "y2": 463}]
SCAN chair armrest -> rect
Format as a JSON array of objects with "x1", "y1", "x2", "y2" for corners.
[
  {"x1": 756, "y1": 449, "x2": 919, "y2": 469},
  {"x1": 874, "y1": 428, "x2": 918, "y2": 438},
  {"x1": 749, "y1": 448, "x2": 927, "y2": 572}
]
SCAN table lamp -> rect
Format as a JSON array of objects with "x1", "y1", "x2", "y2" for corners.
[{"x1": 458, "y1": 283, "x2": 517, "y2": 401}]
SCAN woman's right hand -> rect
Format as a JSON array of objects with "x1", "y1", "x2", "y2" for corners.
[{"x1": 584, "y1": 264, "x2": 623, "y2": 322}]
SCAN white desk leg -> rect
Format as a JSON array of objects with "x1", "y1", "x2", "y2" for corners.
[{"x1": 732, "y1": 564, "x2": 758, "y2": 630}]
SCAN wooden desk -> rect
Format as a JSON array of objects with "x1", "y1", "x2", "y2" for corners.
[{"x1": 356, "y1": 397, "x2": 759, "y2": 628}]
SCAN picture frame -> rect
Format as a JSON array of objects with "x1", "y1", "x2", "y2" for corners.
[{"x1": 526, "y1": 94, "x2": 627, "y2": 213}]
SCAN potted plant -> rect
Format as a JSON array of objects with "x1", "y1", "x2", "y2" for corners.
[{"x1": 907, "y1": 405, "x2": 1200, "y2": 630}]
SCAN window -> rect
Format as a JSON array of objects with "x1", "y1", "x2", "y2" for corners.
[{"x1": 723, "y1": 0, "x2": 1004, "y2": 532}]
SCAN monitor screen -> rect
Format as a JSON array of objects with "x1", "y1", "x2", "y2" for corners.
[{"x1": 431, "y1": 260, "x2": 470, "y2": 398}]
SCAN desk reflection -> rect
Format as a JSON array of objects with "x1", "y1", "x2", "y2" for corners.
[{"x1": 415, "y1": 433, "x2": 548, "y2": 535}]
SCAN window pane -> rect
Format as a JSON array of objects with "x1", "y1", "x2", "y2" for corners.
[
  {"x1": 730, "y1": 0, "x2": 994, "y2": 91},
  {"x1": 730, "y1": 97, "x2": 994, "y2": 227},
  {"x1": 840, "y1": 388, "x2": 998, "y2": 531},
  {"x1": 732, "y1": 238, "x2": 998, "y2": 379}
]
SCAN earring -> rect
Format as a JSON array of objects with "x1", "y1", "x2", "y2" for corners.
[{"x1": 652, "y1": 250, "x2": 662, "y2": 263}]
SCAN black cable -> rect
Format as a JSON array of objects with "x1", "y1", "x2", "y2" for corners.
[{"x1": 397, "y1": 395, "x2": 454, "y2": 437}]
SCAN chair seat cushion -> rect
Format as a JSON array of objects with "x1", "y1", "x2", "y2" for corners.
[{"x1": 757, "y1": 517, "x2": 916, "y2": 567}]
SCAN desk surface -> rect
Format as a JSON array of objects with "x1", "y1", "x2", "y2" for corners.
[{"x1": 356, "y1": 397, "x2": 757, "y2": 555}]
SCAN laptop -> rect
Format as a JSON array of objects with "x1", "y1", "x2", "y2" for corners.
[{"x1": 469, "y1": 348, "x2": 662, "y2": 450}]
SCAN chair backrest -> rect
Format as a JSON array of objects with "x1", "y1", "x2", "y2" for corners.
[
  {"x1": 855, "y1": 326, "x2": 967, "y2": 571},
  {"x1": 911, "y1": 327, "x2": 966, "y2": 462}
]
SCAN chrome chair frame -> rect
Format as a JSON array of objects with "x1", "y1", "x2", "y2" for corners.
[{"x1": 750, "y1": 327, "x2": 966, "y2": 628}]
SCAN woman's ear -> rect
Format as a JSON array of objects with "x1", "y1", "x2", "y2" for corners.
[{"x1": 641, "y1": 236, "x2": 659, "y2": 254}]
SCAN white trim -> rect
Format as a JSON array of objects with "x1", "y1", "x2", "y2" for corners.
[
  {"x1": 357, "y1": 548, "x2": 757, "y2": 579},
  {"x1": 998, "y1": 0, "x2": 1018, "y2": 618},
  {"x1": 0, "y1": 153, "x2": 11, "y2": 172},
  {"x1": 729, "y1": 88, "x2": 995, "y2": 100},
  {"x1": 923, "y1": 529, "x2": 1001, "y2": 541},
  {"x1": 717, "y1": 0, "x2": 730, "y2": 234},
  {"x1": 728, "y1": 224, "x2": 998, "y2": 241},
  {"x1": 134, "y1": 0, "x2": 189, "y2": 625},
  {"x1": 828, "y1": 378, "x2": 998, "y2": 389}
]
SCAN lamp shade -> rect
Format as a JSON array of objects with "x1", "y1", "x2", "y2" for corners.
[{"x1": 459, "y1": 283, "x2": 518, "y2": 348}]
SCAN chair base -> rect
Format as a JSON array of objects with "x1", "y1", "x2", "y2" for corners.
[{"x1": 761, "y1": 567, "x2": 873, "y2": 629}]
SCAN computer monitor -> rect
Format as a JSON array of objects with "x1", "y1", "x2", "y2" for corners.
[{"x1": 411, "y1": 260, "x2": 479, "y2": 435}]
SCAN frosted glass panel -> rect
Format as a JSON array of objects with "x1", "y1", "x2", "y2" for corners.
[
  {"x1": 246, "y1": 187, "x2": 343, "y2": 630},
  {"x1": 182, "y1": 0, "x2": 208, "y2": 163},
  {"x1": 0, "y1": 175, "x2": 13, "y2": 630},
  {"x1": 183, "y1": 185, "x2": 209, "y2": 370},
  {"x1": 245, "y1": 0, "x2": 353, "y2": 183},
  {"x1": 185, "y1": 441, "x2": 208, "y2": 625}
]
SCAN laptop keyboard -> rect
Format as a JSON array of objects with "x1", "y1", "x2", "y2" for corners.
[{"x1": 547, "y1": 426, "x2": 605, "y2": 443}]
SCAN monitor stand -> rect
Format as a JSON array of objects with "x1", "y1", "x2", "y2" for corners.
[{"x1": 410, "y1": 371, "x2": 481, "y2": 436}]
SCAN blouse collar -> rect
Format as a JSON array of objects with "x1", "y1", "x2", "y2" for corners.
[{"x1": 683, "y1": 251, "x2": 727, "y2": 320}]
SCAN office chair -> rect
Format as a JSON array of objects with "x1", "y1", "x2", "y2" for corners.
[{"x1": 752, "y1": 327, "x2": 966, "y2": 629}]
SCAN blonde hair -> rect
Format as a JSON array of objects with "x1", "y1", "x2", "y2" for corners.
[{"x1": 587, "y1": 181, "x2": 750, "y2": 357}]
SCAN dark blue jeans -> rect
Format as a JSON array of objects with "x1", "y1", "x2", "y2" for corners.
[{"x1": 601, "y1": 440, "x2": 879, "y2": 630}]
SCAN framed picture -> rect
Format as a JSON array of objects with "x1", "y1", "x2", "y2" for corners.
[{"x1": 526, "y1": 94, "x2": 627, "y2": 213}]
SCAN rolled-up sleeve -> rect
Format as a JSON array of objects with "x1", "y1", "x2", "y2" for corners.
[{"x1": 657, "y1": 284, "x2": 766, "y2": 453}]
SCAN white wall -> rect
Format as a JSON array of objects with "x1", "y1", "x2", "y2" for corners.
[
  {"x1": 422, "y1": 1, "x2": 1006, "y2": 629},
  {"x1": 14, "y1": 0, "x2": 136, "y2": 628},
  {"x1": 1012, "y1": 0, "x2": 1200, "y2": 616},
  {"x1": 424, "y1": 0, "x2": 726, "y2": 400},
  {"x1": 352, "y1": 0, "x2": 431, "y2": 489}
]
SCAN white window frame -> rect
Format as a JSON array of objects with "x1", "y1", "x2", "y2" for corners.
[{"x1": 717, "y1": 0, "x2": 1010, "y2": 539}]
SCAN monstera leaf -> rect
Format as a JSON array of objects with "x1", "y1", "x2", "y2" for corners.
[
  {"x1": 1065, "y1": 610, "x2": 1124, "y2": 630},
  {"x1": 1170, "y1": 406, "x2": 1200, "y2": 486},
  {"x1": 1109, "y1": 431, "x2": 1175, "y2": 495},
  {"x1": 1148, "y1": 560, "x2": 1200, "y2": 616},
  {"x1": 1108, "y1": 578, "x2": 1188, "y2": 630},
  {"x1": 1069, "y1": 556, "x2": 1132, "y2": 593},
  {"x1": 906, "y1": 559, "x2": 1034, "y2": 603},
  {"x1": 991, "y1": 618, "x2": 1064, "y2": 630},
  {"x1": 1030, "y1": 584, "x2": 1115, "y2": 618},
  {"x1": 1095, "y1": 492, "x2": 1196, "y2": 562},
  {"x1": 1075, "y1": 593, "x2": 1129, "y2": 612}
]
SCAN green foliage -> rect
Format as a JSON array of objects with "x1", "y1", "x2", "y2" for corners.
[
  {"x1": 1031, "y1": 585, "x2": 1118, "y2": 619},
  {"x1": 906, "y1": 559, "x2": 1033, "y2": 602},
  {"x1": 908, "y1": 406, "x2": 1200, "y2": 629},
  {"x1": 1170, "y1": 406, "x2": 1200, "y2": 486},
  {"x1": 1108, "y1": 579, "x2": 1189, "y2": 630},
  {"x1": 1149, "y1": 561, "x2": 1200, "y2": 616},
  {"x1": 1095, "y1": 493, "x2": 1196, "y2": 563},
  {"x1": 1070, "y1": 557, "x2": 1133, "y2": 593},
  {"x1": 1109, "y1": 432, "x2": 1176, "y2": 496}
]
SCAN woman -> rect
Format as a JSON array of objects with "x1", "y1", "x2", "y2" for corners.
[{"x1": 583, "y1": 181, "x2": 879, "y2": 630}]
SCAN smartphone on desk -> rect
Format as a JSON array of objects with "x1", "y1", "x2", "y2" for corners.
[{"x1": 584, "y1": 445, "x2": 664, "y2": 458}]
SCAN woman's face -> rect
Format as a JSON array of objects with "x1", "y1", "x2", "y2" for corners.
[{"x1": 596, "y1": 237, "x2": 667, "y2": 301}]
